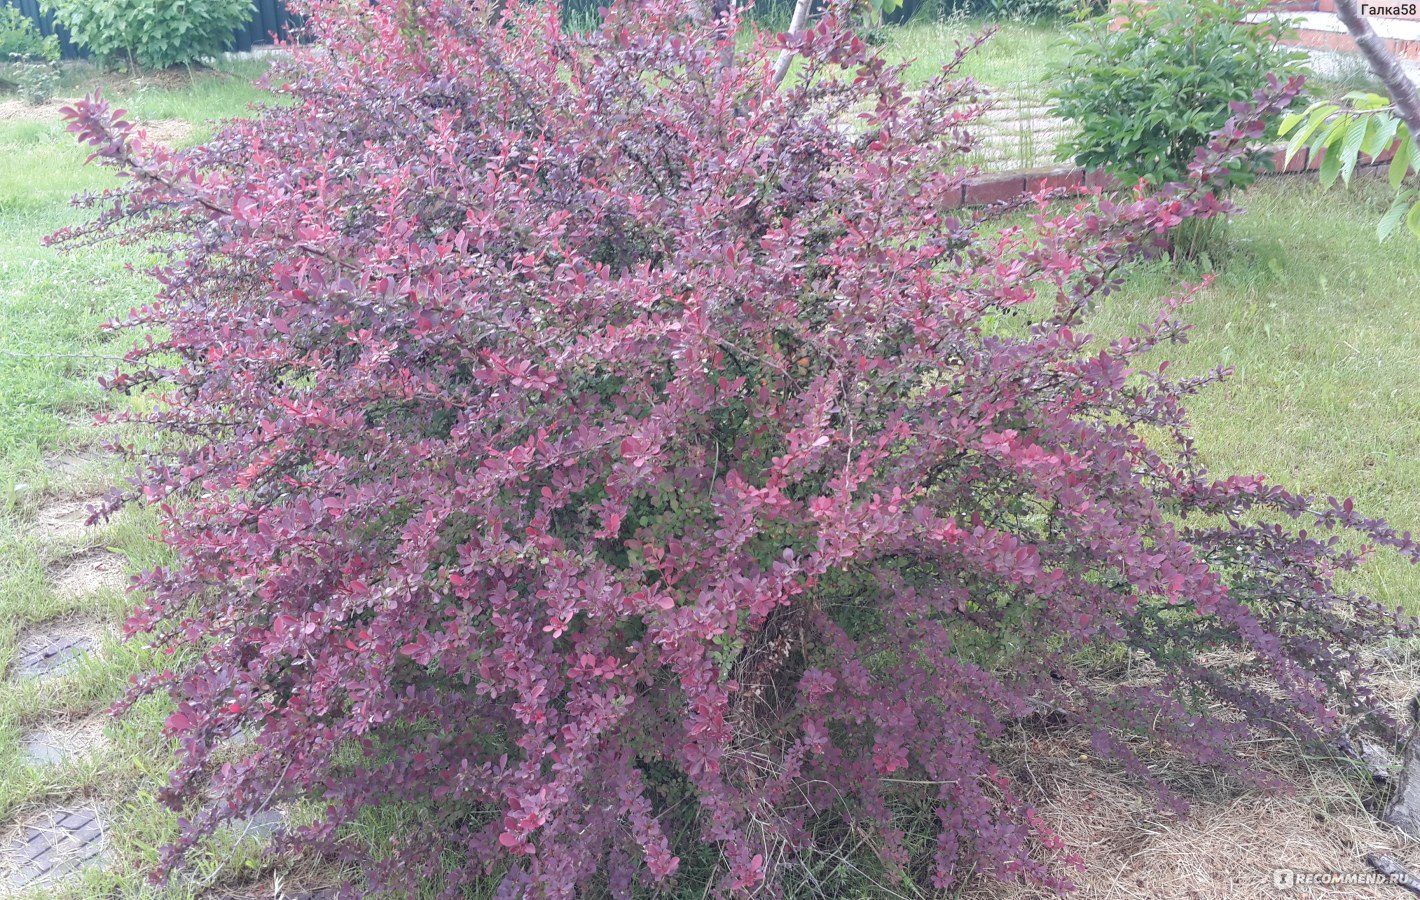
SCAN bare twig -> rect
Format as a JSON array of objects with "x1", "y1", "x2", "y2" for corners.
[{"x1": 1365, "y1": 854, "x2": 1420, "y2": 897}]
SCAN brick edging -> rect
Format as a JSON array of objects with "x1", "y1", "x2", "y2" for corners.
[{"x1": 950, "y1": 142, "x2": 1400, "y2": 208}]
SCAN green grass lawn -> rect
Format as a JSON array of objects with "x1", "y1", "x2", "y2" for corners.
[
  {"x1": 879, "y1": 16, "x2": 1070, "y2": 88},
  {"x1": 754, "y1": 15, "x2": 1069, "y2": 96},
  {"x1": 0, "y1": 59, "x2": 319, "y2": 898},
  {"x1": 0, "y1": 27, "x2": 1417, "y2": 899},
  {"x1": 1087, "y1": 177, "x2": 1420, "y2": 609}
]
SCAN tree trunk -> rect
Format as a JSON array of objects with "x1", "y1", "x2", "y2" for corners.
[
  {"x1": 1333, "y1": 0, "x2": 1420, "y2": 147},
  {"x1": 771, "y1": 0, "x2": 814, "y2": 87},
  {"x1": 712, "y1": 0, "x2": 735, "y2": 75},
  {"x1": 687, "y1": 0, "x2": 736, "y2": 74},
  {"x1": 1386, "y1": 708, "x2": 1420, "y2": 837}
]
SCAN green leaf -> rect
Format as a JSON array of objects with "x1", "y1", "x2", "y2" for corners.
[
  {"x1": 1318, "y1": 140, "x2": 1344, "y2": 188},
  {"x1": 1407, "y1": 199, "x2": 1420, "y2": 239},
  {"x1": 1278, "y1": 111, "x2": 1305, "y2": 137},
  {"x1": 1390, "y1": 137, "x2": 1414, "y2": 190},
  {"x1": 1363, "y1": 114, "x2": 1400, "y2": 158},
  {"x1": 1340, "y1": 116, "x2": 1369, "y2": 184},
  {"x1": 1322, "y1": 117, "x2": 1352, "y2": 149},
  {"x1": 1307, "y1": 103, "x2": 1340, "y2": 132},
  {"x1": 1306, "y1": 117, "x2": 1343, "y2": 165},
  {"x1": 1284, "y1": 113, "x2": 1321, "y2": 163},
  {"x1": 1287, "y1": 104, "x2": 1338, "y2": 164},
  {"x1": 1377, "y1": 190, "x2": 1413, "y2": 241},
  {"x1": 1344, "y1": 90, "x2": 1391, "y2": 111}
]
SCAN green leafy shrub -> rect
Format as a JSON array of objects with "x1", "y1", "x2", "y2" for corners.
[
  {"x1": 41, "y1": 0, "x2": 251, "y2": 69},
  {"x1": 922, "y1": 0, "x2": 1102, "y2": 21},
  {"x1": 12, "y1": 56, "x2": 61, "y2": 104},
  {"x1": 0, "y1": 6, "x2": 58, "y2": 63},
  {"x1": 1051, "y1": 0, "x2": 1307, "y2": 190},
  {"x1": 0, "y1": 7, "x2": 60, "y2": 105}
]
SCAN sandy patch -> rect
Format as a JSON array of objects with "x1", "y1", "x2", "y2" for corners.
[
  {"x1": 0, "y1": 98, "x2": 76, "y2": 124},
  {"x1": 49, "y1": 550, "x2": 128, "y2": 600},
  {"x1": 32, "y1": 496, "x2": 106, "y2": 545},
  {"x1": 0, "y1": 96, "x2": 193, "y2": 146}
]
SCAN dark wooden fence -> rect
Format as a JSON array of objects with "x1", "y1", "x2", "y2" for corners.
[{"x1": 3, "y1": 0, "x2": 295, "y2": 60}]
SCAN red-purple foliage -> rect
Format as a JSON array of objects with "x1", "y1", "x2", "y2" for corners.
[{"x1": 51, "y1": 0, "x2": 1416, "y2": 895}]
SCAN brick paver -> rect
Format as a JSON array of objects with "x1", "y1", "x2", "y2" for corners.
[
  {"x1": 19, "y1": 721, "x2": 103, "y2": 768},
  {"x1": 237, "y1": 808, "x2": 285, "y2": 840},
  {"x1": 2, "y1": 807, "x2": 104, "y2": 890},
  {"x1": 12, "y1": 631, "x2": 94, "y2": 679},
  {"x1": 19, "y1": 731, "x2": 68, "y2": 766}
]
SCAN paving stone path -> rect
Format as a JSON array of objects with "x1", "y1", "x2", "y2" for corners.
[
  {"x1": 243, "y1": 809, "x2": 286, "y2": 840},
  {"x1": 20, "y1": 731, "x2": 72, "y2": 768},
  {"x1": 1, "y1": 486, "x2": 118, "y2": 891},
  {"x1": 9, "y1": 457, "x2": 307, "y2": 892},
  {"x1": 11, "y1": 628, "x2": 95, "y2": 680},
  {"x1": 0, "y1": 806, "x2": 105, "y2": 891},
  {"x1": 205, "y1": 778, "x2": 288, "y2": 843}
]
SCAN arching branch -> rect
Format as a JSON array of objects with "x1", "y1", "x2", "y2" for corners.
[{"x1": 1333, "y1": 0, "x2": 1420, "y2": 147}]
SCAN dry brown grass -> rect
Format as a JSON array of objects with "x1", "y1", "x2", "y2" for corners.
[
  {"x1": 0, "y1": 97, "x2": 192, "y2": 147},
  {"x1": 0, "y1": 98, "x2": 75, "y2": 124},
  {"x1": 959, "y1": 645, "x2": 1420, "y2": 900},
  {"x1": 48, "y1": 551, "x2": 127, "y2": 601}
]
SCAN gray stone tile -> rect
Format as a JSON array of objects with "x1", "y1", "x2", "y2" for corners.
[
  {"x1": 2, "y1": 806, "x2": 105, "y2": 890},
  {"x1": 19, "y1": 718, "x2": 106, "y2": 767},
  {"x1": 12, "y1": 630, "x2": 95, "y2": 679},
  {"x1": 19, "y1": 731, "x2": 68, "y2": 766}
]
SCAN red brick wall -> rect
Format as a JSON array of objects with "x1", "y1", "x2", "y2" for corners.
[
  {"x1": 1291, "y1": 24, "x2": 1420, "y2": 58},
  {"x1": 946, "y1": 141, "x2": 1399, "y2": 209}
]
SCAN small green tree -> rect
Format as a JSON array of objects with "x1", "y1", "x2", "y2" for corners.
[
  {"x1": 0, "y1": 7, "x2": 61, "y2": 105},
  {"x1": 978, "y1": 0, "x2": 1089, "y2": 20},
  {"x1": 1050, "y1": 0, "x2": 1307, "y2": 190},
  {"x1": 0, "y1": 7, "x2": 58, "y2": 63},
  {"x1": 42, "y1": 0, "x2": 252, "y2": 70}
]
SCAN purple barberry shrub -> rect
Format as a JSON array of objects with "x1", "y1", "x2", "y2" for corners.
[{"x1": 50, "y1": 0, "x2": 1414, "y2": 895}]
